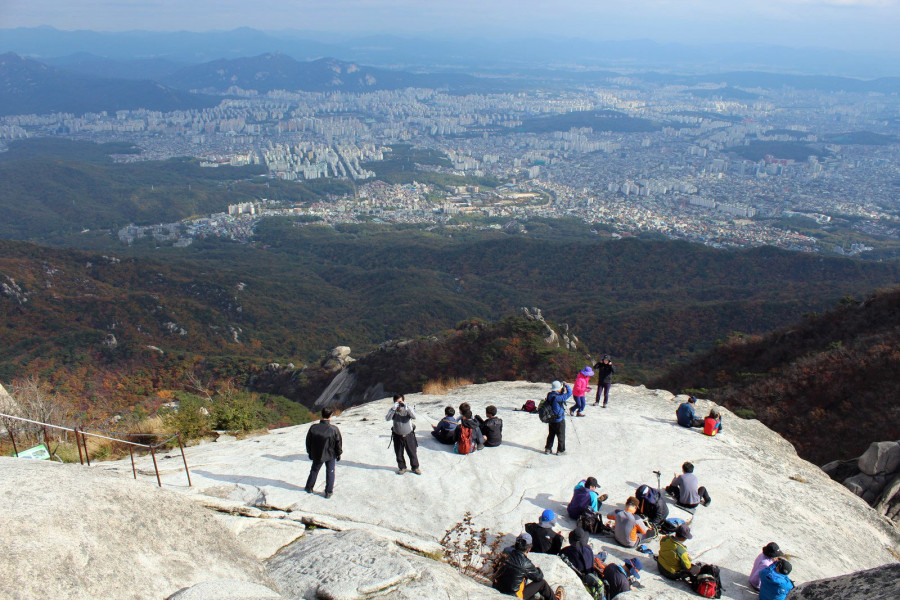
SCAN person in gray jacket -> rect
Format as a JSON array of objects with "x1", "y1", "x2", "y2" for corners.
[{"x1": 386, "y1": 394, "x2": 420, "y2": 474}]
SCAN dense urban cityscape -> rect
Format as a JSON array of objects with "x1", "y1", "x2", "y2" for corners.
[{"x1": 3, "y1": 79, "x2": 899, "y2": 253}]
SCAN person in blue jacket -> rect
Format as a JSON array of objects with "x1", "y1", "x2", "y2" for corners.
[
  {"x1": 676, "y1": 396, "x2": 704, "y2": 428},
  {"x1": 431, "y1": 406, "x2": 459, "y2": 444},
  {"x1": 544, "y1": 380, "x2": 571, "y2": 455},
  {"x1": 566, "y1": 477, "x2": 607, "y2": 519},
  {"x1": 759, "y1": 559, "x2": 794, "y2": 600}
]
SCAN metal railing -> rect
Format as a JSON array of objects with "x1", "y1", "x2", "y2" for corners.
[{"x1": 0, "y1": 412, "x2": 191, "y2": 487}]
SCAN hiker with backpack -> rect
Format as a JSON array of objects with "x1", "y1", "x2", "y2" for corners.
[
  {"x1": 559, "y1": 527, "x2": 606, "y2": 599},
  {"x1": 606, "y1": 496, "x2": 650, "y2": 548},
  {"x1": 635, "y1": 484, "x2": 669, "y2": 535},
  {"x1": 492, "y1": 532, "x2": 566, "y2": 600},
  {"x1": 386, "y1": 394, "x2": 420, "y2": 475},
  {"x1": 304, "y1": 406, "x2": 342, "y2": 499},
  {"x1": 567, "y1": 477, "x2": 608, "y2": 520},
  {"x1": 524, "y1": 509, "x2": 565, "y2": 555},
  {"x1": 758, "y1": 559, "x2": 793, "y2": 600},
  {"x1": 703, "y1": 410, "x2": 723, "y2": 436},
  {"x1": 543, "y1": 380, "x2": 571, "y2": 455},
  {"x1": 657, "y1": 523, "x2": 700, "y2": 581},
  {"x1": 475, "y1": 404, "x2": 503, "y2": 447},
  {"x1": 676, "y1": 396, "x2": 704, "y2": 428},
  {"x1": 570, "y1": 366, "x2": 592, "y2": 417},
  {"x1": 454, "y1": 402, "x2": 485, "y2": 454},
  {"x1": 666, "y1": 462, "x2": 712, "y2": 508},
  {"x1": 592, "y1": 355, "x2": 615, "y2": 408},
  {"x1": 601, "y1": 558, "x2": 642, "y2": 599},
  {"x1": 431, "y1": 406, "x2": 459, "y2": 445},
  {"x1": 750, "y1": 542, "x2": 784, "y2": 590}
]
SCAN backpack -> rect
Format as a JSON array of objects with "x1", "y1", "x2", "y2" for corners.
[
  {"x1": 521, "y1": 399, "x2": 537, "y2": 413},
  {"x1": 577, "y1": 511, "x2": 613, "y2": 536},
  {"x1": 581, "y1": 572, "x2": 607, "y2": 600},
  {"x1": 538, "y1": 398, "x2": 555, "y2": 423},
  {"x1": 456, "y1": 425, "x2": 474, "y2": 454},
  {"x1": 692, "y1": 564, "x2": 723, "y2": 598}
]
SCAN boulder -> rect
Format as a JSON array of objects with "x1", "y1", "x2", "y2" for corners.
[
  {"x1": 215, "y1": 514, "x2": 307, "y2": 561},
  {"x1": 0, "y1": 458, "x2": 271, "y2": 600},
  {"x1": 788, "y1": 563, "x2": 900, "y2": 600},
  {"x1": 858, "y1": 441, "x2": 900, "y2": 476},
  {"x1": 167, "y1": 580, "x2": 283, "y2": 600}
]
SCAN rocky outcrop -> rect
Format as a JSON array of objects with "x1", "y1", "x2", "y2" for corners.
[
  {"x1": 520, "y1": 306, "x2": 578, "y2": 351},
  {"x1": 788, "y1": 563, "x2": 900, "y2": 600},
  {"x1": 0, "y1": 381, "x2": 18, "y2": 413},
  {"x1": 322, "y1": 346, "x2": 355, "y2": 372},
  {"x1": 822, "y1": 440, "x2": 900, "y2": 523},
  {"x1": 0, "y1": 458, "x2": 270, "y2": 600}
]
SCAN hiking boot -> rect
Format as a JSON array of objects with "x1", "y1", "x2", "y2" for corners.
[
  {"x1": 598, "y1": 493, "x2": 609, "y2": 502},
  {"x1": 397, "y1": 468, "x2": 407, "y2": 475},
  {"x1": 324, "y1": 492, "x2": 332, "y2": 499},
  {"x1": 592, "y1": 401, "x2": 599, "y2": 406},
  {"x1": 412, "y1": 468, "x2": 422, "y2": 475},
  {"x1": 602, "y1": 404, "x2": 608, "y2": 408},
  {"x1": 555, "y1": 585, "x2": 566, "y2": 600},
  {"x1": 304, "y1": 487, "x2": 313, "y2": 494},
  {"x1": 576, "y1": 412, "x2": 585, "y2": 417},
  {"x1": 556, "y1": 451, "x2": 566, "y2": 456},
  {"x1": 544, "y1": 448, "x2": 552, "y2": 455}
]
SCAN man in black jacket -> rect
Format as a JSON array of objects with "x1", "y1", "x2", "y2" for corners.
[
  {"x1": 592, "y1": 355, "x2": 616, "y2": 407},
  {"x1": 475, "y1": 405, "x2": 503, "y2": 447},
  {"x1": 305, "y1": 407, "x2": 342, "y2": 498},
  {"x1": 493, "y1": 533, "x2": 564, "y2": 600}
]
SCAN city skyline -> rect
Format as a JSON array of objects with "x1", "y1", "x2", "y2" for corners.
[{"x1": 3, "y1": 0, "x2": 900, "y2": 53}]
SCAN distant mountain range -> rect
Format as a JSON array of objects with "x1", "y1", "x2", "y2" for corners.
[{"x1": 0, "y1": 52, "x2": 216, "y2": 116}]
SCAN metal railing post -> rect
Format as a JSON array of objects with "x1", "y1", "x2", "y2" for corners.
[
  {"x1": 5, "y1": 422, "x2": 18, "y2": 457},
  {"x1": 177, "y1": 433, "x2": 192, "y2": 487},
  {"x1": 149, "y1": 443, "x2": 162, "y2": 487},
  {"x1": 74, "y1": 427, "x2": 84, "y2": 465},
  {"x1": 82, "y1": 430, "x2": 91, "y2": 466},
  {"x1": 128, "y1": 446, "x2": 136, "y2": 480}
]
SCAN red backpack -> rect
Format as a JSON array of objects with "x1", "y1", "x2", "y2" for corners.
[
  {"x1": 692, "y1": 564, "x2": 722, "y2": 598},
  {"x1": 457, "y1": 425, "x2": 474, "y2": 454}
]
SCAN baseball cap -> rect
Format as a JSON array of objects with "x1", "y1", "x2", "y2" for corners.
[
  {"x1": 540, "y1": 509, "x2": 556, "y2": 524},
  {"x1": 676, "y1": 524, "x2": 693, "y2": 539},
  {"x1": 551, "y1": 380, "x2": 563, "y2": 391},
  {"x1": 763, "y1": 542, "x2": 783, "y2": 558}
]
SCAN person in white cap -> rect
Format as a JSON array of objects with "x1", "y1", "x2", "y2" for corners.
[{"x1": 544, "y1": 380, "x2": 571, "y2": 455}]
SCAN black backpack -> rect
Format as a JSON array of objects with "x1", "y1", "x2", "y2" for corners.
[{"x1": 538, "y1": 398, "x2": 556, "y2": 423}]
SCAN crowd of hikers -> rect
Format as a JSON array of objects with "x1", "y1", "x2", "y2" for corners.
[{"x1": 304, "y1": 360, "x2": 796, "y2": 600}]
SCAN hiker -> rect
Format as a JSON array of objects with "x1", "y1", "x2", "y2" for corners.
[
  {"x1": 566, "y1": 477, "x2": 608, "y2": 519},
  {"x1": 475, "y1": 404, "x2": 503, "y2": 447},
  {"x1": 703, "y1": 410, "x2": 724, "y2": 436},
  {"x1": 759, "y1": 560, "x2": 794, "y2": 600},
  {"x1": 524, "y1": 509, "x2": 564, "y2": 555},
  {"x1": 386, "y1": 394, "x2": 420, "y2": 474},
  {"x1": 569, "y1": 366, "x2": 592, "y2": 417},
  {"x1": 602, "y1": 558, "x2": 642, "y2": 599},
  {"x1": 304, "y1": 406, "x2": 342, "y2": 498},
  {"x1": 559, "y1": 526, "x2": 594, "y2": 575},
  {"x1": 666, "y1": 462, "x2": 712, "y2": 508},
  {"x1": 493, "y1": 532, "x2": 565, "y2": 600},
  {"x1": 544, "y1": 380, "x2": 571, "y2": 455},
  {"x1": 750, "y1": 542, "x2": 784, "y2": 590},
  {"x1": 676, "y1": 396, "x2": 704, "y2": 428},
  {"x1": 606, "y1": 496, "x2": 649, "y2": 548},
  {"x1": 454, "y1": 402, "x2": 485, "y2": 453},
  {"x1": 635, "y1": 484, "x2": 669, "y2": 534},
  {"x1": 657, "y1": 524, "x2": 700, "y2": 581},
  {"x1": 430, "y1": 406, "x2": 458, "y2": 445},
  {"x1": 592, "y1": 355, "x2": 615, "y2": 407}
]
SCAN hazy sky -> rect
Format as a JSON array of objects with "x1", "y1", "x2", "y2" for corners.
[{"x1": 3, "y1": 0, "x2": 900, "y2": 52}]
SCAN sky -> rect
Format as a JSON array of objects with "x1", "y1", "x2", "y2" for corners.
[{"x1": 2, "y1": 0, "x2": 900, "y2": 53}]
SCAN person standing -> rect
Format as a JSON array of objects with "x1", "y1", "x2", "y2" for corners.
[
  {"x1": 570, "y1": 366, "x2": 592, "y2": 417},
  {"x1": 544, "y1": 380, "x2": 571, "y2": 455},
  {"x1": 304, "y1": 406, "x2": 342, "y2": 498},
  {"x1": 592, "y1": 355, "x2": 615, "y2": 408},
  {"x1": 386, "y1": 394, "x2": 420, "y2": 474}
]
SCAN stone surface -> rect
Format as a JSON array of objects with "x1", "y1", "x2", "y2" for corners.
[
  {"x1": 858, "y1": 441, "x2": 900, "y2": 477},
  {"x1": 0, "y1": 458, "x2": 271, "y2": 600},
  {"x1": 215, "y1": 514, "x2": 307, "y2": 560},
  {"x1": 167, "y1": 580, "x2": 283, "y2": 600},
  {"x1": 787, "y1": 563, "x2": 900, "y2": 600},
  {"x1": 0, "y1": 381, "x2": 18, "y2": 413},
  {"x1": 102, "y1": 382, "x2": 900, "y2": 599}
]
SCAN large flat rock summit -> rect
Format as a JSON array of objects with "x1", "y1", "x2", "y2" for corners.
[{"x1": 3, "y1": 382, "x2": 899, "y2": 599}]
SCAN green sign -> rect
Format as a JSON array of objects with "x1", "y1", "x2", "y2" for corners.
[{"x1": 16, "y1": 444, "x2": 50, "y2": 460}]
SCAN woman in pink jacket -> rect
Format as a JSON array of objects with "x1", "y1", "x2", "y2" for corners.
[{"x1": 569, "y1": 366, "x2": 593, "y2": 417}]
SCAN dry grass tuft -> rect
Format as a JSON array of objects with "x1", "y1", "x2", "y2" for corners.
[{"x1": 422, "y1": 378, "x2": 474, "y2": 395}]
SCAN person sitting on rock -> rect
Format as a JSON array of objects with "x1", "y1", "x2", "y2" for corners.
[
  {"x1": 750, "y1": 542, "x2": 784, "y2": 590},
  {"x1": 676, "y1": 396, "x2": 704, "y2": 428},
  {"x1": 606, "y1": 497, "x2": 650, "y2": 548},
  {"x1": 524, "y1": 509, "x2": 564, "y2": 555},
  {"x1": 635, "y1": 484, "x2": 669, "y2": 535},
  {"x1": 475, "y1": 405, "x2": 503, "y2": 447},
  {"x1": 703, "y1": 410, "x2": 724, "y2": 436},
  {"x1": 559, "y1": 526, "x2": 594, "y2": 576},
  {"x1": 566, "y1": 477, "x2": 608, "y2": 520},
  {"x1": 492, "y1": 532, "x2": 566, "y2": 600},
  {"x1": 657, "y1": 524, "x2": 700, "y2": 581},
  {"x1": 454, "y1": 402, "x2": 485, "y2": 452},
  {"x1": 602, "y1": 558, "x2": 642, "y2": 599},
  {"x1": 430, "y1": 406, "x2": 459, "y2": 445},
  {"x1": 758, "y1": 559, "x2": 794, "y2": 600},
  {"x1": 666, "y1": 462, "x2": 711, "y2": 508}
]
